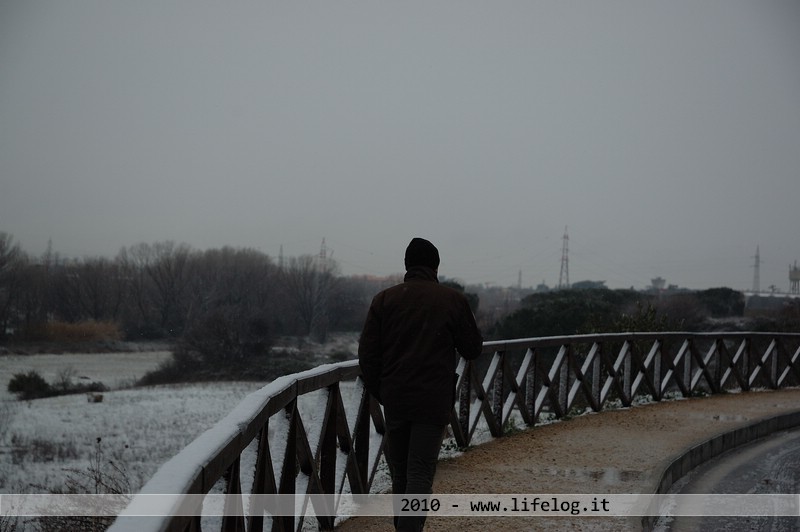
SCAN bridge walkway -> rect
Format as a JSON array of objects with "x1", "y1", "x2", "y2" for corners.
[{"x1": 335, "y1": 388, "x2": 800, "y2": 532}]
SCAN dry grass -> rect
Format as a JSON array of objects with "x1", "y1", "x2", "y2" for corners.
[{"x1": 27, "y1": 320, "x2": 122, "y2": 343}]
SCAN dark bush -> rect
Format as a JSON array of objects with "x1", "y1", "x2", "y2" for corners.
[
  {"x1": 7, "y1": 370, "x2": 107, "y2": 401},
  {"x1": 179, "y1": 307, "x2": 274, "y2": 366},
  {"x1": 134, "y1": 305, "x2": 286, "y2": 384},
  {"x1": 137, "y1": 348, "x2": 318, "y2": 385},
  {"x1": 8, "y1": 370, "x2": 52, "y2": 400},
  {"x1": 490, "y1": 288, "x2": 644, "y2": 339},
  {"x1": 136, "y1": 350, "x2": 203, "y2": 385},
  {"x1": 695, "y1": 287, "x2": 745, "y2": 318}
]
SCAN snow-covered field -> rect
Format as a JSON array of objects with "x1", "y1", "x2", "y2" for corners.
[
  {"x1": 1, "y1": 335, "x2": 362, "y2": 497},
  {"x1": 0, "y1": 350, "x2": 268, "y2": 494}
]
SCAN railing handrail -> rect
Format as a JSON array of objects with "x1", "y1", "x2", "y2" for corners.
[
  {"x1": 108, "y1": 331, "x2": 800, "y2": 532},
  {"x1": 482, "y1": 331, "x2": 800, "y2": 350}
]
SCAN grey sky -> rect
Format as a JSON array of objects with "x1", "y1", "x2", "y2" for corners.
[{"x1": 1, "y1": 1, "x2": 799, "y2": 291}]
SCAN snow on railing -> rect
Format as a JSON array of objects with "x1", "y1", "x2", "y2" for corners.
[{"x1": 108, "y1": 332, "x2": 800, "y2": 532}]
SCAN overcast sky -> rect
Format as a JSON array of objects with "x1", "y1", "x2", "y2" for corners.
[{"x1": 1, "y1": 1, "x2": 799, "y2": 291}]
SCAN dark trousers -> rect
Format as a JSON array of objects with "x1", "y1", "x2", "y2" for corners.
[{"x1": 384, "y1": 416, "x2": 446, "y2": 532}]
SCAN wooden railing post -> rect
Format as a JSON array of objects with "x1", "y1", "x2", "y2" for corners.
[
  {"x1": 525, "y1": 348, "x2": 538, "y2": 423},
  {"x1": 591, "y1": 343, "x2": 601, "y2": 410},
  {"x1": 682, "y1": 339, "x2": 692, "y2": 396},
  {"x1": 491, "y1": 350, "x2": 505, "y2": 434},
  {"x1": 558, "y1": 345, "x2": 569, "y2": 415},
  {"x1": 247, "y1": 423, "x2": 275, "y2": 532},
  {"x1": 277, "y1": 402, "x2": 297, "y2": 532},
  {"x1": 623, "y1": 341, "x2": 632, "y2": 405},
  {"x1": 457, "y1": 360, "x2": 472, "y2": 447},
  {"x1": 221, "y1": 457, "x2": 245, "y2": 532},
  {"x1": 769, "y1": 338, "x2": 779, "y2": 389},
  {"x1": 316, "y1": 384, "x2": 339, "y2": 531},
  {"x1": 652, "y1": 339, "x2": 662, "y2": 401},
  {"x1": 353, "y1": 390, "x2": 371, "y2": 493},
  {"x1": 744, "y1": 336, "x2": 753, "y2": 390}
]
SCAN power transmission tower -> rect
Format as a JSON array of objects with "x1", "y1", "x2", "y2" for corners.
[
  {"x1": 312, "y1": 237, "x2": 333, "y2": 342},
  {"x1": 316, "y1": 237, "x2": 334, "y2": 270},
  {"x1": 752, "y1": 245, "x2": 761, "y2": 293},
  {"x1": 558, "y1": 226, "x2": 569, "y2": 289},
  {"x1": 319, "y1": 237, "x2": 327, "y2": 263}
]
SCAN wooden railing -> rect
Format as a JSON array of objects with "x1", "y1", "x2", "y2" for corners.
[{"x1": 107, "y1": 332, "x2": 800, "y2": 532}]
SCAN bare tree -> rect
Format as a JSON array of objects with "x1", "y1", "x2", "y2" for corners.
[
  {"x1": 191, "y1": 247, "x2": 278, "y2": 310},
  {"x1": 0, "y1": 233, "x2": 26, "y2": 339},
  {"x1": 281, "y1": 254, "x2": 339, "y2": 341},
  {"x1": 117, "y1": 241, "x2": 194, "y2": 337},
  {"x1": 178, "y1": 247, "x2": 280, "y2": 366},
  {"x1": 117, "y1": 244, "x2": 157, "y2": 336},
  {"x1": 326, "y1": 275, "x2": 374, "y2": 332},
  {"x1": 145, "y1": 241, "x2": 194, "y2": 333},
  {"x1": 57, "y1": 257, "x2": 126, "y2": 321}
]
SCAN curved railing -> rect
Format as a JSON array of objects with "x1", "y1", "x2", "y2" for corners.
[{"x1": 107, "y1": 331, "x2": 800, "y2": 532}]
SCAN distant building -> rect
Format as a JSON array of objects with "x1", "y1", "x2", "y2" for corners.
[{"x1": 535, "y1": 281, "x2": 550, "y2": 292}]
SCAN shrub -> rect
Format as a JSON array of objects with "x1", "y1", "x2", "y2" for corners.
[
  {"x1": 137, "y1": 348, "x2": 318, "y2": 385},
  {"x1": 490, "y1": 288, "x2": 644, "y2": 339},
  {"x1": 179, "y1": 308, "x2": 273, "y2": 365},
  {"x1": 7, "y1": 370, "x2": 107, "y2": 401},
  {"x1": 137, "y1": 349, "x2": 202, "y2": 385},
  {"x1": 8, "y1": 371, "x2": 51, "y2": 400}
]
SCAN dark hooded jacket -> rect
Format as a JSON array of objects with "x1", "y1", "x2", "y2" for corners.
[{"x1": 358, "y1": 266, "x2": 483, "y2": 425}]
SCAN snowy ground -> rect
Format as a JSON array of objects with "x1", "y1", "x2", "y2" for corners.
[
  {"x1": 0, "y1": 376, "x2": 266, "y2": 493},
  {"x1": 0, "y1": 334, "x2": 360, "y2": 496}
]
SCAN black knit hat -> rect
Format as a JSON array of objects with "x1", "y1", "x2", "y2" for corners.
[{"x1": 404, "y1": 237, "x2": 440, "y2": 271}]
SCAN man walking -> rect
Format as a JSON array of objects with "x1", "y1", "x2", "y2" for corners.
[{"x1": 358, "y1": 237, "x2": 483, "y2": 531}]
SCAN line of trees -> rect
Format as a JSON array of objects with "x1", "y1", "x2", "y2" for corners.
[
  {"x1": 0, "y1": 232, "x2": 379, "y2": 347},
  {"x1": 489, "y1": 286, "x2": 800, "y2": 340},
  {"x1": 3, "y1": 230, "x2": 797, "y2": 356}
]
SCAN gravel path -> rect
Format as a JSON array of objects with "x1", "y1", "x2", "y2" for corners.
[{"x1": 335, "y1": 388, "x2": 800, "y2": 531}]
